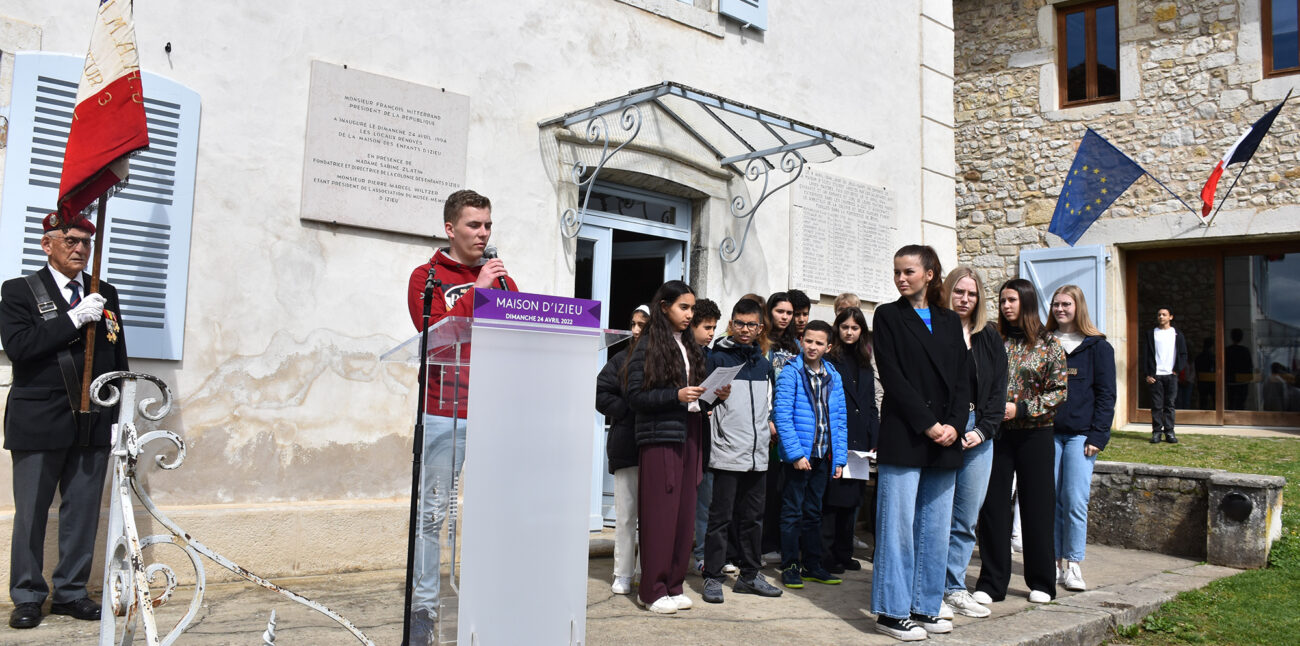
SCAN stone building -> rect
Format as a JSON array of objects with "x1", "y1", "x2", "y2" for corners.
[
  {"x1": 954, "y1": 0, "x2": 1300, "y2": 430},
  {"x1": 0, "y1": 1, "x2": 958, "y2": 587}
]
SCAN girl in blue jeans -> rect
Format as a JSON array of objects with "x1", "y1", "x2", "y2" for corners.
[
  {"x1": 1046, "y1": 285, "x2": 1115, "y2": 592},
  {"x1": 870, "y1": 245, "x2": 971, "y2": 642},
  {"x1": 938, "y1": 267, "x2": 1007, "y2": 619}
]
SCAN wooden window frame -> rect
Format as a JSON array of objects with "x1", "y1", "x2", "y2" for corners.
[
  {"x1": 1262, "y1": 0, "x2": 1300, "y2": 78},
  {"x1": 1056, "y1": 0, "x2": 1121, "y2": 108}
]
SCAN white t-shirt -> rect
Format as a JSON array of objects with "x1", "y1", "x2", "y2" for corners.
[
  {"x1": 1054, "y1": 330, "x2": 1085, "y2": 354},
  {"x1": 1153, "y1": 327, "x2": 1177, "y2": 375}
]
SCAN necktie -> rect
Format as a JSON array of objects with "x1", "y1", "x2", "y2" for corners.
[{"x1": 69, "y1": 280, "x2": 81, "y2": 308}]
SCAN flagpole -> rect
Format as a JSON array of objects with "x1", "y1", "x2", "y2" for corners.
[
  {"x1": 1204, "y1": 157, "x2": 1252, "y2": 228},
  {"x1": 79, "y1": 196, "x2": 108, "y2": 416}
]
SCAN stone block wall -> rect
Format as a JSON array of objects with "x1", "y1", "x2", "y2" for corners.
[
  {"x1": 1090, "y1": 461, "x2": 1213, "y2": 559},
  {"x1": 952, "y1": 0, "x2": 1300, "y2": 289}
]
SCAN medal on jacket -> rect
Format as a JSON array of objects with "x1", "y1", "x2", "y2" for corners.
[{"x1": 105, "y1": 310, "x2": 120, "y2": 344}]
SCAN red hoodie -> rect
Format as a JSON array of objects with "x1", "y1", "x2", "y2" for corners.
[{"x1": 407, "y1": 248, "x2": 518, "y2": 417}]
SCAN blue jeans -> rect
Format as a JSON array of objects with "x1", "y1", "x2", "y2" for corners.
[
  {"x1": 945, "y1": 412, "x2": 994, "y2": 592},
  {"x1": 693, "y1": 469, "x2": 714, "y2": 561},
  {"x1": 872, "y1": 463, "x2": 956, "y2": 620},
  {"x1": 1053, "y1": 433, "x2": 1097, "y2": 562},
  {"x1": 414, "y1": 415, "x2": 467, "y2": 616},
  {"x1": 779, "y1": 458, "x2": 830, "y2": 569}
]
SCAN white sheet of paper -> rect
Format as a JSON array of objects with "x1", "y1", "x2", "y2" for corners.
[
  {"x1": 840, "y1": 450, "x2": 876, "y2": 480},
  {"x1": 698, "y1": 365, "x2": 743, "y2": 404}
]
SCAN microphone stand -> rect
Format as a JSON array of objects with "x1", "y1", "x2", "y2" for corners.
[{"x1": 403, "y1": 267, "x2": 439, "y2": 646}]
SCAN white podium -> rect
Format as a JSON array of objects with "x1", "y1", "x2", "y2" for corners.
[{"x1": 383, "y1": 290, "x2": 628, "y2": 645}]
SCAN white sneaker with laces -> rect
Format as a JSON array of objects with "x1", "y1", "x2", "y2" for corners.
[
  {"x1": 938, "y1": 602, "x2": 953, "y2": 620},
  {"x1": 912, "y1": 615, "x2": 953, "y2": 634},
  {"x1": 971, "y1": 590, "x2": 994, "y2": 605},
  {"x1": 722, "y1": 562, "x2": 739, "y2": 575},
  {"x1": 762, "y1": 551, "x2": 781, "y2": 565},
  {"x1": 671, "y1": 594, "x2": 692, "y2": 610},
  {"x1": 611, "y1": 577, "x2": 633, "y2": 595},
  {"x1": 693, "y1": 559, "x2": 704, "y2": 576},
  {"x1": 943, "y1": 590, "x2": 991, "y2": 618},
  {"x1": 648, "y1": 596, "x2": 677, "y2": 614},
  {"x1": 1062, "y1": 562, "x2": 1086, "y2": 591},
  {"x1": 1056, "y1": 565, "x2": 1064, "y2": 585},
  {"x1": 1028, "y1": 590, "x2": 1051, "y2": 603}
]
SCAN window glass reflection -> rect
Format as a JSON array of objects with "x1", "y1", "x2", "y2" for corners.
[{"x1": 1226, "y1": 253, "x2": 1300, "y2": 411}]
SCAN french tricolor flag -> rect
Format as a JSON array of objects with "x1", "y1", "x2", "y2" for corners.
[
  {"x1": 57, "y1": 0, "x2": 151, "y2": 220},
  {"x1": 1200, "y1": 93, "x2": 1289, "y2": 219}
]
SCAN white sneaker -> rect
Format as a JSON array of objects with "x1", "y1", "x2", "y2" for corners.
[
  {"x1": 938, "y1": 602, "x2": 953, "y2": 620},
  {"x1": 693, "y1": 559, "x2": 704, "y2": 576},
  {"x1": 943, "y1": 590, "x2": 991, "y2": 618},
  {"x1": 1062, "y1": 562, "x2": 1086, "y2": 591},
  {"x1": 611, "y1": 576, "x2": 633, "y2": 595},
  {"x1": 1028, "y1": 590, "x2": 1051, "y2": 603},
  {"x1": 722, "y1": 562, "x2": 739, "y2": 575},
  {"x1": 853, "y1": 537, "x2": 871, "y2": 550},
  {"x1": 1056, "y1": 565, "x2": 1064, "y2": 585},
  {"x1": 1011, "y1": 534, "x2": 1023, "y2": 553},
  {"x1": 762, "y1": 551, "x2": 781, "y2": 565},
  {"x1": 971, "y1": 590, "x2": 994, "y2": 605},
  {"x1": 648, "y1": 596, "x2": 677, "y2": 614},
  {"x1": 671, "y1": 594, "x2": 692, "y2": 610}
]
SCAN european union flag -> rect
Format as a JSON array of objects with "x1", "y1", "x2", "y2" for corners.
[{"x1": 1049, "y1": 129, "x2": 1146, "y2": 246}]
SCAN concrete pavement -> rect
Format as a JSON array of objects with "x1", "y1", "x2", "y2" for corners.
[{"x1": 1, "y1": 538, "x2": 1239, "y2": 645}]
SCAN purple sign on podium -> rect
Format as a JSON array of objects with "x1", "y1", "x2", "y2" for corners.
[{"x1": 473, "y1": 289, "x2": 603, "y2": 329}]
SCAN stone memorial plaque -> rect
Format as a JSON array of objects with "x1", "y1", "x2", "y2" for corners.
[
  {"x1": 300, "y1": 61, "x2": 469, "y2": 237},
  {"x1": 790, "y1": 167, "x2": 897, "y2": 304}
]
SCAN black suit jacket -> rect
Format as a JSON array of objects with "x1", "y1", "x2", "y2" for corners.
[
  {"x1": 872, "y1": 297, "x2": 971, "y2": 469},
  {"x1": 1, "y1": 267, "x2": 129, "y2": 451},
  {"x1": 1140, "y1": 326, "x2": 1188, "y2": 378}
]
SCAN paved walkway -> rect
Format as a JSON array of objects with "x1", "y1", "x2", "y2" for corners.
[
  {"x1": 2, "y1": 539, "x2": 1239, "y2": 645},
  {"x1": 1118, "y1": 423, "x2": 1300, "y2": 439}
]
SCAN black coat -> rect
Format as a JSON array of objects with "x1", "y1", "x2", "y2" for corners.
[
  {"x1": 824, "y1": 351, "x2": 878, "y2": 508},
  {"x1": 624, "y1": 343, "x2": 701, "y2": 446},
  {"x1": 1, "y1": 267, "x2": 129, "y2": 451},
  {"x1": 872, "y1": 297, "x2": 971, "y2": 469},
  {"x1": 970, "y1": 324, "x2": 1009, "y2": 441},
  {"x1": 596, "y1": 346, "x2": 637, "y2": 473}
]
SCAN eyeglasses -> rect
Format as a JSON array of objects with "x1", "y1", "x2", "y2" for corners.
[
  {"x1": 731, "y1": 320, "x2": 762, "y2": 330},
  {"x1": 54, "y1": 235, "x2": 93, "y2": 249}
]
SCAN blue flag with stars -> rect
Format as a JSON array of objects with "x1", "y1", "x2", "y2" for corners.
[{"x1": 1049, "y1": 129, "x2": 1146, "y2": 245}]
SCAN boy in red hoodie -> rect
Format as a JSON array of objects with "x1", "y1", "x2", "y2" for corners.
[{"x1": 404, "y1": 189, "x2": 518, "y2": 643}]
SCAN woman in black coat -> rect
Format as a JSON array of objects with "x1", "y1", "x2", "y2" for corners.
[{"x1": 870, "y1": 245, "x2": 971, "y2": 641}]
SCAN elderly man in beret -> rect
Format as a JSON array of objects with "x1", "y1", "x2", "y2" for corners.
[{"x1": 0, "y1": 212, "x2": 128, "y2": 629}]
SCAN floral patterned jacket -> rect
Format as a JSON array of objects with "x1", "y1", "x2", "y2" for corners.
[{"x1": 1003, "y1": 327, "x2": 1069, "y2": 431}]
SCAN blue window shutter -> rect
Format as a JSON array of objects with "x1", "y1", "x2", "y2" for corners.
[
  {"x1": 0, "y1": 52, "x2": 199, "y2": 360},
  {"x1": 1019, "y1": 245, "x2": 1108, "y2": 334},
  {"x1": 719, "y1": 0, "x2": 767, "y2": 31}
]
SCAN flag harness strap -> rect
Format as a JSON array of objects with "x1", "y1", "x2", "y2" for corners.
[{"x1": 24, "y1": 272, "x2": 88, "y2": 415}]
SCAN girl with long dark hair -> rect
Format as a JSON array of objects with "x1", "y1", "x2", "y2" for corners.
[
  {"x1": 822, "y1": 307, "x2": 879, "y2": 573},
  {"x1": 871, "y1": 245, "x2": 970, "y2": 641},
  {"x1": 624, "y1": 280, "x2": 709, "y2": 614},
  {"x1": 973, "y1": 279, "x2": 1068, "y2": 605}
]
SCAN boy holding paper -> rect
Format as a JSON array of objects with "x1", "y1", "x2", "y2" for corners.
[{"x1": 699, "y1": 298, "x2": 784, "y2": 603}]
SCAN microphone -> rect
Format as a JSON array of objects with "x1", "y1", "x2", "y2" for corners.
[{"x1": 482, "y1": 245, "x2": 509, "y2": 290}]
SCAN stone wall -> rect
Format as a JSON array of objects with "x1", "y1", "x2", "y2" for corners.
[{"x1": 953, "y1": 0, "x2": 1300, "y2": 289}]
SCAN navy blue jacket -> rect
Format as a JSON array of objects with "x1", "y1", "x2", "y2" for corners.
[{"x1": 1053, "y1": 335, "x2": 1116, "y2": 450}]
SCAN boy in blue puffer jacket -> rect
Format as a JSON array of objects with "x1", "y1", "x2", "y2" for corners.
[{"x1": 773, "y1": 319, "x2": 849, "y2": 588}]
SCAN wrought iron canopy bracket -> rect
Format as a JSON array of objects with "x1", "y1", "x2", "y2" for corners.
[{"x1": 540, "y1": 82, "x2": 873, "y2": 261}]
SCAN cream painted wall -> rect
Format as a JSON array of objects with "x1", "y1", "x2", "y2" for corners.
[{"x1": 0, "y1": 0, "x2": 951, "y2": 579}]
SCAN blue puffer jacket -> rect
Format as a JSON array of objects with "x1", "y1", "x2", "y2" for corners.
[
  {"x1": 1053, "y1": 334, "x2": 1116, "y2": 450},
  {"x1": 773, "y1": 358, "x2": 848, "y2": 468}
]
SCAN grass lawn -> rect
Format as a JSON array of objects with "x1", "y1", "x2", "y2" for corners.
[{"x1": 1100, "y1": 430, "x2": 1300, "y2": 645}]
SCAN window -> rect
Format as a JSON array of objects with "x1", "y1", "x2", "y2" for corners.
[
  {"x1": 1264, "y1": 0, "x2": 1300, "y2": 77},
  {"x1": 1056, "y1": 0, "x2": 1119, "y2": 107},
  {"x1": 0, "y1": 52, "x2": 200, "y2": 361}
]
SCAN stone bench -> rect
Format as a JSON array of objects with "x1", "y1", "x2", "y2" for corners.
[{"x1": 1088, "y1": 461, "x2": 1285, "y2": 569}]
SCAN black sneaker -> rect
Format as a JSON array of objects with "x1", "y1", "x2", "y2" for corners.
[
  {"x1": 875, "y1": 615, "x2": 927, "y2": 641},
  {"x1": 826, "y1": 561, "x2": 846, "y2": 574},
  {"x1": 1165, "y1": 432, "x2": 1179, "y2": 444},
  {"x1": 780, "y1": 564, "x2": 804, "y2": 589},
  {"x1": 702, "y1": 577, "x2": 724, "y2": 604},
  {"x1": 1150, "y1": 432, "x2": 1162, "y2": 443},
  {"x1": 733, "y1": 575, "x2": 783, "y2": 597},
  {"x1": 800, "y1": 566, "x2": 842, "y2": 585},
  {"x1": 843, "y1": 558, "x2": 862, "y2": 571},
  {"x1": 910, "y1": 612, "x2": 953, "y2": 634}
]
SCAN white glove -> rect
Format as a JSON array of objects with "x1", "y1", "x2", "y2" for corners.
[{"x1": 67, "y1": 293, "x2": 107, "y2": 329}]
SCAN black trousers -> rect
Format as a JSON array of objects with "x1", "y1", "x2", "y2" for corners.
[
  {"x1": 821, "y1": 479, "x2": 865, "y2": 566},
  {"x1": 761, "y1": 447, "x2": 784, "y2": 554},
  {"x1": 10, "y1": 446, "x2": 109, "y2": 605},
  {"x1": 1151, "y1": 374, "x2": 1178, "y2": 433},
  {"x1": 704, "y1": 469, "x2": 766, "y2": 580},
  {"x1": 975, "y1": 426, "x2": 1056, "y2": 600}
]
